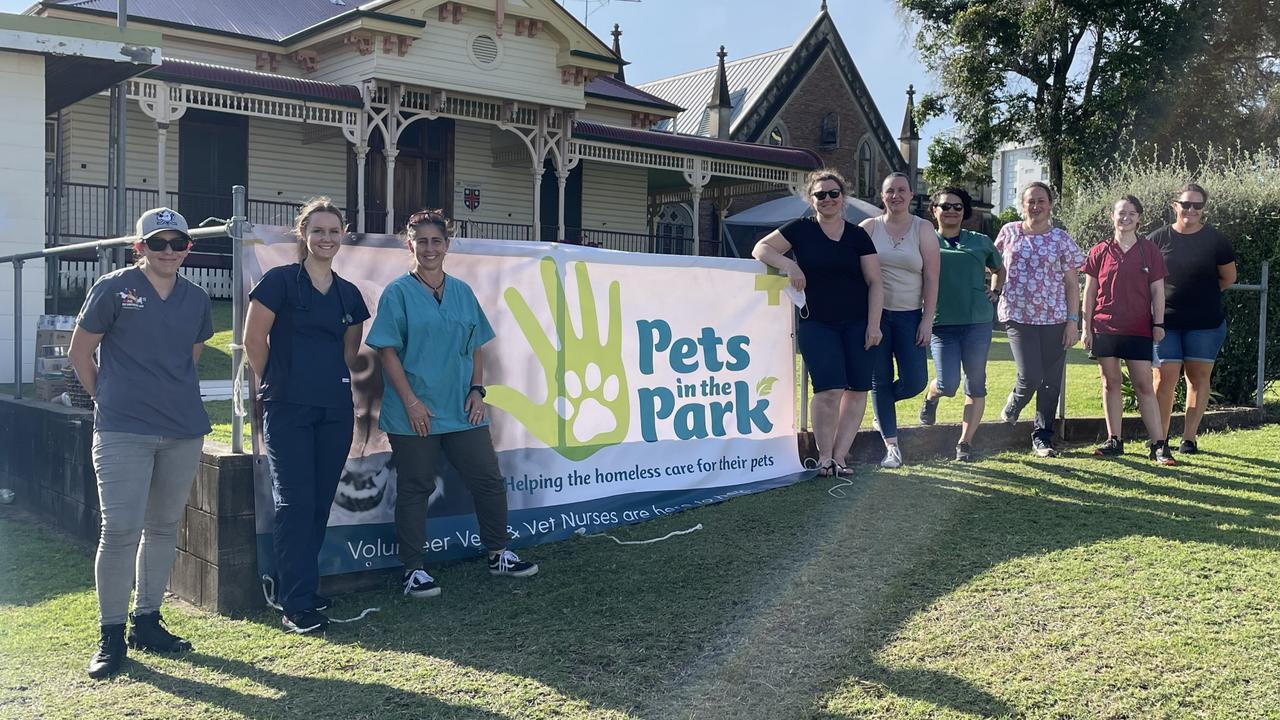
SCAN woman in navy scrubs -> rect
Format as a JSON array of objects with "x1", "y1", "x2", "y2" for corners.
[{"x1": 244, "y1": 198, "x2": 369, "y2": 634}]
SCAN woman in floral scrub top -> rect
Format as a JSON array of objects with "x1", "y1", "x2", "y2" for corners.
[{"x1": 995, "y1": 181, "x2": 1085, "y2": 457}]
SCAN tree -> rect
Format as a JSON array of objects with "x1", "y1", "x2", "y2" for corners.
[
  {"x1": 900, "y1": 0, "x2": 1195, "y2": 191},
  {"x1": 1136, "y1": 0, "x2": 1280, "y2": 159}
]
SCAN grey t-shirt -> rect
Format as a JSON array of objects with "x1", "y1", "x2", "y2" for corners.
[{"x1": 77, "y1": 266, "x2": 214, "y2": 437}]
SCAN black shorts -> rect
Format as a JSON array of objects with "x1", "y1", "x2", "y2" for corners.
[
  {"x1": 797, "y1": 319, "x2": 875, "y2": 392},
  {"x1": 1090, "y1": 333, "x2": 1154, "y2": 362}
]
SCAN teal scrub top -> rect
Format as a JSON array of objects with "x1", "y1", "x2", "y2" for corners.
[
  {"x1": 366, "y1": 273, "x2": 496, "y2": 436},
  {"x1": 935, "y1": 229, "x2": 1003, "y2": 327}
]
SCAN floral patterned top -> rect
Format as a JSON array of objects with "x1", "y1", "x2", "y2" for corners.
[{"x1": 994, "y1": 221, "x2": 1085, "y2": 325}]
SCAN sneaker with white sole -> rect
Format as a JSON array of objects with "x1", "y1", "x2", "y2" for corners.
[
  {"x1": 402, "y1": 569, "x2": 442, "y2": 598},
  {"x1": 955, "y1": 442, "x2": 973, "y2": 462},
  {"x1": 282, "y1": 609, "x2": 329, "y2": 634},
  {"x1": 919, "y1": 396, "x2": 939, "y2": 426},
  {"x1": 1000, "y1": 394, "x2": 1021, "y2": 425},
  {"x1": 880, "y1": 444, "x2": 903, "y2": 469},
  {"x1": 1032, "y1": 435, "x2": 1060, "y2": 458},
  {"x1": 488, "y1": 549, "x2": 539, "y2": 577}
]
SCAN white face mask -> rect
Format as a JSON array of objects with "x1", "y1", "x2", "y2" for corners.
[{"x1": 783, "y1": 285, "x2": 809, "y2": 319}]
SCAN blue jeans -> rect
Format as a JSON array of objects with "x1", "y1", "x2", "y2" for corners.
[
  {"x1": 263, "y1": 402, "x2": 354, "y2": 613},
  {"x1": 929, "y1": 322, "x2": 994, "y2": 398},
  {"x1": 871, "y1": 309, "x2": 930, "y2": 439}
]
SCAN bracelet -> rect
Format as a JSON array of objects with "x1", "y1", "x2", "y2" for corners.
[
  {"x1": 1067, "y1": 314, "x2": 1080, "y2": 322},
  {"x1": 406, "y1": 399, "x2": 422, "y2": 410},
  {"x1": 1153, "y1": 322, "x2": 1164, "y2": 328}
]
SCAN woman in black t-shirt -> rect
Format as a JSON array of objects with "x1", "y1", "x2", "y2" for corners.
[
  {"x1": 1150, "y1": 182, "x2": 1237, "y2": 454},
  {"x1": 752, "y1": 169, "x2": 884, "y2": 476}
]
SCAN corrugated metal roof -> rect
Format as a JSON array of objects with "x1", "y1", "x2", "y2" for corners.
[
  {"x1": 585, "y1": 75, "x2": 683, "y2": 112},
  {"x1": 42, "y1": 0, "x2": 358, "y2": 42},
  {"x1": 144, "y1": 58, "x2": 362, "y2": 106},
  {"x1": 573, "y1": 120, "x2": 820, "y2": 170},
  {"x1": 636, "y1": 47, "x2": 790, "y2": 137}
]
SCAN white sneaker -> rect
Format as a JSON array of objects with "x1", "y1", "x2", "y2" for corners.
[
  {"x1": 880, "y1": 444, "x2": 903, "y2": 469},
  {"x1": 402, "y1": 569, "x2": 441, "y2": 598}
]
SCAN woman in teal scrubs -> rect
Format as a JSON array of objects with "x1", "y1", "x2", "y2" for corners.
[{"x1": 366, "y1": 210, "x2": 538, "y2": 599}]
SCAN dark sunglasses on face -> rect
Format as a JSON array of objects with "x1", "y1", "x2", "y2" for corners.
[
  {"x1": 1175, "y1": 200, "x2": 1206, "y2": 210},
  {"x1": 144, "y1": 237, "x2": 191, "y2": 252},
  {"x1": 812, "y1": 189, "x2": 842, "y2": 200},
  {"x1": 934, "y1": 202, "x2": 964, "y2": 212}
]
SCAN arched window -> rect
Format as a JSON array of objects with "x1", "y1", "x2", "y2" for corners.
[
  {"x1": 858, "y1": 141, "x2": 874, "y2": 198},
  {"x1": 656, "y1": 203, "x2": 694, "y2": 254},
  {"x1": 820, "y1": 112, "x2": 839, "y2": 148},
  {"x1": 765, "y1": 122, "x2": 788, "y2": 147}
]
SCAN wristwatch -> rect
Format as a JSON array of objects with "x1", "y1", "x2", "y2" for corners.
[{"x1": 470, "y1": 384, "x2": 487, "y2": 398}]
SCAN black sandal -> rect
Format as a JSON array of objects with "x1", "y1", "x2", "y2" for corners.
[
  {"x1": 833, "y1": 463, "x2": 854, "y2": 477},
  {"x1": 817, "y1": 459, "x2": 837, "y2": 477}
]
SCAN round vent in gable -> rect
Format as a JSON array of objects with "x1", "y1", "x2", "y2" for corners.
[{"x1": 469, "y1": 33, "x2": 503, "y2": 68}]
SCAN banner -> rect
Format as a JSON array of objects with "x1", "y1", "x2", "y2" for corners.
[{"x1": 244, "y1": 228, "x2": 805, "y2": 577}]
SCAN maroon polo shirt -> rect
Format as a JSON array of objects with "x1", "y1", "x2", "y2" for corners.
[{"x1": 1083, "y1": 235, "x2": 1169, "y2": 337}]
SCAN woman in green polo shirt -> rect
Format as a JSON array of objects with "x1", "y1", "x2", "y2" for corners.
[{"x1": 917, "y1": 188, "x2": 1004, "y2": 461}]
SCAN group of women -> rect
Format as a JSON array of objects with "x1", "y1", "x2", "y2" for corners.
[
  {"x1": 77, "y1": 202, "x2": 533, "y2": 679},
  {"x1": 75, "y1": 173, "x2": 1235, "y2": 677},
  {"x1": 753, "y1": 170, "x2": 1236, "y2": 474}
]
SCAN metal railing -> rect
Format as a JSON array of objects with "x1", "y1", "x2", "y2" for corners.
[
  {"x1": 5, "y1": 186, "x2": 250, "y2": 454},
  {"x1": 49, "y1": 182, "x2": 309, "y2": 243}
]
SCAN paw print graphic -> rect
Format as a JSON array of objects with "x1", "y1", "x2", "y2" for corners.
[{"x1": 487, "y1": 257, "x2": 629, "y2": 460}]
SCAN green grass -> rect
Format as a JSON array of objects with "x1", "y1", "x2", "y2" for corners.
[
  {"x1": 198, "y1": 300, "x2": 234, "y2": 382},
  {"x1": 3, "y1": 424, "x2": 1280, "y2": 718}
]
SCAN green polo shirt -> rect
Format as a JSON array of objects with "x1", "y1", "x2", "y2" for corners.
[{"x1": 935, "y1": 229, "x2": 1002, "y2": 327}]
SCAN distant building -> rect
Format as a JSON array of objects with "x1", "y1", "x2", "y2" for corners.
[
  {"x1": 633, "y1": 5, "x2": 915, "y2": 252},
  {"x1": 991, "y1": 142, "x2": 1048, "y2": 214}
]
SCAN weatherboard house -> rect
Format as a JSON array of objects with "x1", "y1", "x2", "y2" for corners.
[{"x1": 32, "y1": 0, "x2": 832, "y2": 267}]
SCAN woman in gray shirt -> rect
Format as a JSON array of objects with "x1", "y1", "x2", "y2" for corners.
[{"x1": 69, "y1": 207, "x2": 213, "y2": 680}]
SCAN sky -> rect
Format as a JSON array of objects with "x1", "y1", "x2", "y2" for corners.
[
  {"x1": 559, "y1": 0, "x2": 941, "y2": 151},
  {"x1": 0, "y1": 0, "x2": 943, "y2": 155}
]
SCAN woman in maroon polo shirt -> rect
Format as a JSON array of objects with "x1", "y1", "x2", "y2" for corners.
[{"x1": 1082, "y1": 195, "x2": 1176, "y2": 465}]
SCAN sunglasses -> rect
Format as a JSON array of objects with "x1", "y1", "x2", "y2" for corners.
[
  {"x1": 812, "y1": 189, "x2": 842, "y2": 200},
  {"x1": 144, "y1": 237, "x2": 191, "y2": 252},
  {"x1": 407, "y1": 210, "x2": 447, "y2": 226},
  {"x1": 934, "y1": 202, "x2": 964, "y2": 212},
  {"x1": 1175, "y1": 200, "x2": 1206, "y2": 210}
]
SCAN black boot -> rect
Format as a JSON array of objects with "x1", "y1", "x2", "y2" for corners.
[
  {"x1": 87, "y1": 623, "x2": 126, "y2": 679},
  {"x1": 127, "y1": 610, "x2": 192, "y2": 652}
]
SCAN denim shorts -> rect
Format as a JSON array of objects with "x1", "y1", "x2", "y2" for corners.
[
  {"x1": 1154, "y1": 319, "x2": 1227, "y2": 365},
  {"x1": 797, "y1": 319, "x2": 874, "y2": 392}
]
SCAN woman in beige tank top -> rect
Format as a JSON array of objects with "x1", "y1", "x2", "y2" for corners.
[{"x1": 858, "y1": 172, "x2": 939, "y2": 468}]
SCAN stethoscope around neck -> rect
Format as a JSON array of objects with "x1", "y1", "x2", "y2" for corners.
[{"x1": 294, "y1": 263, "x2": 353, "y2": 325}]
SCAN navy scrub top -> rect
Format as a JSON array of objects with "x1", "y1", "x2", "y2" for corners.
[{"x1": 249, "y1": 263, "x2": 370, "y2": 408}]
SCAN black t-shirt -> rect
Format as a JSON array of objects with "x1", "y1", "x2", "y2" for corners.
[
  {"x1": 779, "y1": 218, "x2": 877, "y2": 323},
  {"x1": 1148, "y1": 224, "x2": 1236, "y2": 330}
]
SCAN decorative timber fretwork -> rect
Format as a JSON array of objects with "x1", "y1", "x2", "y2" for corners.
[
  {"x1": 126, "y1": 78, "x2": 361, "y2": 143},
  {"x1": 255, "y1": 52, "x2": 282, "y2": 73},
  {"x1": 344, "y1": 32, "x2": 374, "y2": 56},
  {"x1": 571, "y1": 139, "x2": 807, "y2": 190},
  {"x1": 515, "y1": 19, "x2": 545, "y2": 37},
  {"x1": 292, "y1": 50, "x2": 318, "y2": 73},
  {"x1": 438, "y1": 2, "x2": 466, "y2": 23}
]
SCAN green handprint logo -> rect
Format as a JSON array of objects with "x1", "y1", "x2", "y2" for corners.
[{"x1": 487, "y1": 256, "x2": 630, "y2": 460}]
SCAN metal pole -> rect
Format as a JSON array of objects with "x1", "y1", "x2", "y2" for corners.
[
  {"x1": 13, "y1": 260, "x2": 23, "y2": 400},
  {"x1": 113, "y1": 0, "x2": 129, "y2": 268},
  {"x1": 231, "y1": 185, "x2": 247, "y2": 453},
  {"x1": 1257, "y1": 260, "x2": 1270, "y2": 410}
]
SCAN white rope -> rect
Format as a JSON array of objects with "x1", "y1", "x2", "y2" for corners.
[
  {"x1": 573, "y1": 523, "x2": 703, "y2": 545},
  {"x1": 827, "y1": 477, "x2": 855, "y2": 498},
  {"x1": 261, "y1": 574, "x2": 379, "y2": 624}
]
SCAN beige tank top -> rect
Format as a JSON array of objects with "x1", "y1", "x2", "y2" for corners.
[{"x1": 870, "y1": 215, "x2": 927, "y2": 311}]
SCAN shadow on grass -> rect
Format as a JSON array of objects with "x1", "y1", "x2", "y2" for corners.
[
  {"x1": 131, "y1": 653, "x2": 508, "y2": 720},
  {"x1": 3, "y1": 425, "x2": 1279, "y2": 719}
]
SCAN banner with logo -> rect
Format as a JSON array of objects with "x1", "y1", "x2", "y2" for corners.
[{"x1": 243, "y1": 228, "x2": 804, "y2": 577}]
